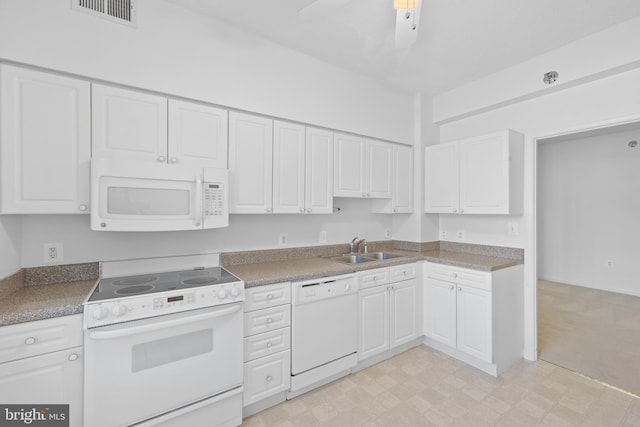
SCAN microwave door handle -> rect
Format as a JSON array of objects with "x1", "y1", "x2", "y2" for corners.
[
  {"x1": 88, "y1": 304, "x2": 241, "y2": 340},
  {"x1": 195, "y1": 175, "x2": 203, "y2": 228}
]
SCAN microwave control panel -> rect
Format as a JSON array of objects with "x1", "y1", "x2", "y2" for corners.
[{"x1": 204, "y1": 183, "x2": 224, "y2": 216}]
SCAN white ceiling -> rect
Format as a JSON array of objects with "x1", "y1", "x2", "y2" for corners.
[{"x1": 165, "y1": 0, "x2": 640, "y2": 95}]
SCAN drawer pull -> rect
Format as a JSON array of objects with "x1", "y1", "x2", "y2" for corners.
[
  {"x1": 458, "y1": 287, "x2": 462, "y2": 292},
  {"x1": 449, "y1": 285, "x2": 454, "y2": 290},
  {"x1": 266, "y1": 342, "x2": 273, "y2": 348},
  {"x1": 24, "y1": 337, "x2": 36, "y2": 345},
  {"x1": 267, "y1": 294, "x2": 274, "y2": 300},
  {"x1": 68, "y1": 353, "x2": 78, "y2": 361},
  {"x1": 266, "y1": 376, "x2": 273, "y2": 382},
  {"x1": 266, "y1": 318, "x2": 273, "y2": 324},
  {"x1": 452, "y1": 273, "x2": 458, "y2": 278}
]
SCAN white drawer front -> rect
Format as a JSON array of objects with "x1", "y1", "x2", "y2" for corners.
[
  {"x1": 244, "y1": 305, "x2": 291, "y2": 337},
  {"x1": 359, "y1": 267, "x2": 389, "y2": 290},
  {"x1": 427, "y1": 263, "x2": 491, "y2": 291},
  {"x1": 389, "y1": 263, "x2": 417, "y2": 283},
  {"x1": 0, "y1": 315, "x2": 82, "y2": 364},
  {"x1": 243, "y1": 350, "x2": 291, "y2": 406},
  {"x1": 244, "y1": 327, "x2": 290, "y2": 363},
  {"x1": 244, "y1": 282, "x2": 291, "y2": 312}
]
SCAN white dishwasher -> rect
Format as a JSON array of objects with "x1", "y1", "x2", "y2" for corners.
[{"x1": 289, "y1": 273, "x2": 358, "y2": 398}]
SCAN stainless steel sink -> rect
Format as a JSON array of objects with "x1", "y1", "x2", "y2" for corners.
[
  {"x1": 363, "y1": 252, "x2": 403, "y2": 260},
  {"x1": 330, "y1": 255, "x2": 376, "y2": 264}
]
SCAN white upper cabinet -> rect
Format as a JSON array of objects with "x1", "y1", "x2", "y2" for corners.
[
  {"x1": 228, "y1": 111, "x2": 273, "y2": 213},
  {"x1": 92, "y1": 84, "x2": 167, "y2": 163},
  {"x1": 304, "y1": 127, "x2": 333, "y2": 214},
  {"x1": 93, "y1": 85, "x2": 228, "y2": 168},
  {"x1": 424, "y1": 130, "x2": 524, "y2": 214},
  {"x1": 168, "y1": 99, "x2": 228, "y2": 168},
  {"x1": 334, "y1": 134, "x2": 392, "y2": 199},
  {"x1": 273, "y1": 120, "x2": 306, "y2": 214},
  {"x1": 0, "y1": 65, "x2": 91, "y2": 214},
  {"x1": 375, "y1": 144, "x2": 414, "y2": 213},
  {"x1": 424, "y1": 142, "x2": 459, "y2": 213}
]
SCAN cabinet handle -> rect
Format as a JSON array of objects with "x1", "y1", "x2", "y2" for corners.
[
  {"x1": 266, "y1": 376, "x2": 273, "y2": 382},
  {"x1": 367, "y1": 193, "x2": 371, "y2": 197},
  {"x1": 458, "y1": 287, "x2": 462, "y2": 292},
  {"x1": 387, "y1": 286, "x2": 391, "y2": 291},
  {"x1": 449, "y1": 285, "x2": 454, "y2": 290},
  {"x1": 452, "y1": 208, "x2": 457, "y2": 213},
  {"x1": 452, "y1": 273, "x2": 458, "y2": 278},
  {"x1": 266, "y1": 317, "x2": 273, "y2": 324},
  {"x1": 78, "y1": 204, "x2": 88, "y2": 212},
  {"x1": 393, "y1": 208, "x2": 398, "y2": 213},
  {"x1": 267, "y1": 294, "x2": 273, "y2": 300},
  {"x1": 68, "y1": 353, "x2": 78, "y2": 361},
  {"x1": 460, "y1": 209, "x2": 465, "y2": 213},
  {"x1": 266, "y1": 207, "x2": 272, "y2": 213},
  {"x1": 362, "y1": 192, "x2": 366, "y2": 197},
  {"x1": 307, "y1": 208, "x2": 312, "y2": 213},
  {"x1": 170, "y1": 157, "x2": 178, "y2": 163},
  {"x1": 24, "y1": 337, "x2": 36, "y2": 345},
  {"x1": 266, "y1": 342, "x2": 273, "y2": 349},
  {"x1": 157, "y1": 156, "x2": 166, "y2": 162},
  {"x1": 300, "y1": 208, "x2": 305, "y2": 213}
]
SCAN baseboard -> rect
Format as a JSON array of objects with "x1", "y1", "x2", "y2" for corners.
[
  {"x1": 353, "y1": 338, "x2": 423, "y2": 372},
  {"x1": 242, "y1": 392, "x2": 287, "y2": 418},
  {"x1": 423, "y1": 337, "x2": 499, "y2": 376},
  {"x1": 537, "y1": 275, "x2": 640, "y2": 298}
]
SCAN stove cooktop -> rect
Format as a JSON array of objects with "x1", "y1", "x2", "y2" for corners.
[{"x1": 88, "y1": 266, "x2": 241, "y2": 302}]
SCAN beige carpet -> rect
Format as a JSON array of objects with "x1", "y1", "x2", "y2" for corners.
[{"x1": 538, "y1": 279, "x2": 640, "y2": 396}]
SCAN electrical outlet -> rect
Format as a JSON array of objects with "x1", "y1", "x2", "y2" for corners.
[
  {"x1": 384, "y1": 228, "x2": 391, "y2": 238},
  {"x1": 43, "y1": 243, "x2": 63, "y2": 264},
  {"x1": 457, "y1": 230, "x2": 466, "y2": 241},
  {"x1": 440, "y1": 230, "x2": 447, "y2": 239},
  {"x1": 607, "y1": 260, "x2": 613, "y2": 268},
  {"x1": 279, "y1": 233, "x2": 288, "y2": 246},
  {"x1": 319, "y1": 230, "x2": 327, "y2": 244},
  {"x1": 508, "y1": 222, "x2": 519, "y2": 235}
]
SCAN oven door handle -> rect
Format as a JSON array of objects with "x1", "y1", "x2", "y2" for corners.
[{"x1": 88, "y1": 304, "x2": 241, "y2": 340}]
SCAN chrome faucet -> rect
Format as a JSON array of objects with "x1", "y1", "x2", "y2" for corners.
[
  {"x1": 354, "y1": 238, "x2": 367, "y2": 254},
  {"x1": 349, "y1": 237, "x2": 358, "y2": 254}
]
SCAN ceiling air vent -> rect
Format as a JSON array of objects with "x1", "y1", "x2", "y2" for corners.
[{"x1": 72, "y1": 0, "x2": 137, "y2": 27}]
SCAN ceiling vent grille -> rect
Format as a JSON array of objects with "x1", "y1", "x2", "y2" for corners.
[{"x1": 73, "y1": 0, "x2": 137, "y2": 27}]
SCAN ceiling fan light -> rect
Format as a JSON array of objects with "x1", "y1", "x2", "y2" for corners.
[{"x1": 394, "y1": 0, "x2": 417, "y2": 10}]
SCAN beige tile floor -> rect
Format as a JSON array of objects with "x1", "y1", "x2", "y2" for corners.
[
  {"x1": 538, "y1": 279, "x2": 640, "y2": 397},
  {"x1": 242, "y1": 345, "x2": 640, "y2": 426}
]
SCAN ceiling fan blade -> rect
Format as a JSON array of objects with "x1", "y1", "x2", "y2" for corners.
[
  {"x1": 394, "y1": 0, "x2": 422, "y2": 48},
  {"x1": 298, "y1": 0, "x2": 352, "y2": 19}
]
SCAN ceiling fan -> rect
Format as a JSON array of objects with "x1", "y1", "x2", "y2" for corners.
[{"x1": 298, "y1": 0, "x2": 422, "y2": 49}]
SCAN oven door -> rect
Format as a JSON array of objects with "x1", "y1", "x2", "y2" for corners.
[{"x1": 84, "y1": 303, "x2": 243, "y2": 427}]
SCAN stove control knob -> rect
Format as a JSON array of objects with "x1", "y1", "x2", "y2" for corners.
[
  {"x1": 217, "y1": 288, "x2": 227, "y2": 300},
  {"x1": 91, "y1": 305, "x2": 107, "y2": 320},
  {"x1": 230, "y1": 287, "x2": 239, "y2": 298},
  {"x1": 111, "y1": 303, "x2": 127, "y2": 317}
]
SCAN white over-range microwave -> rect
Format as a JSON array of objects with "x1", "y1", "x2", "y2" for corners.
[{"x1": 91, "y1": 158, "x2": 229, "y2": 232}]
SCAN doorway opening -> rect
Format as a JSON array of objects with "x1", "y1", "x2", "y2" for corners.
[{"x1": 536, "y1": 121, "x2": 640, "y2": 396}]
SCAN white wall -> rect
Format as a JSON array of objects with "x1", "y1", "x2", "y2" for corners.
[
  {"x1": 538, "y1": 128, "x2": 640, "y2": 296},
  {"x1": 0, "y1": 0, "x2": 417, "y2": 269},
  {"x1": 0, "y1": 216, "x2": 21, "y2": 277}
]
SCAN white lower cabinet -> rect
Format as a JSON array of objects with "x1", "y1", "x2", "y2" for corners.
[
  {"x1": 423, "y1": 262, "x2": 524, "y2": 376},
  {"x1": 243, "y1": 282, "x2": 291, "y2": 408},
  {"x1": 358, "y1": 264, "x2": 418, "y2": 361},
  {"x1": 0, "y1": 315, "x2": 83, "y2": 427}
]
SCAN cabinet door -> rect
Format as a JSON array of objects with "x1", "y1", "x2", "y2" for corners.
[
  {"x1": 424, "y1": 278, "x2": 456, "y2": 348},
  {"x1": 168, "y1": 100, "x2": 228, "y2": 169},
  {"x1": 366, "y1": 140, "x2": 392, "y2": 198},
  {"x1": 390, "y1": 278, "x2": 418, "y2": 348},
  {"x1": 358, "y1": 285, "x2": 390, "y2": 361},
  {"x1": 0, "y1": 347, "x2": 83, "y2": 427},
  {"x1": 228, "y1": 112, "x2": 273, "y2": 213},
  {"x1": 305, "y1": 127, "x2": 333, "y2": 214},
  {"x1": 459, "y1": 133, "x2": 509, "y2": 214},
  {"x1": 392, "y1": 145, "x2": 413, "y2": 213},
  {"x1": 333, "y1": 133, "x2": 366, "y2": 197},
  {"x1": 273, "y1": 120, "x2": 305, "y2": 214},
  {"x1": 92, "y1": 84, "x2": 167, "y2": 163},
  {"x1": 424, "y1": 143, "x2": 459, "y2": 213},
  {"x1": 243, "y1": 350, "x2": 290, "y2": 407},
  {"x1": 456, "y1": 285, "x2": 492, "y2": 363},
  {"x1": 0, "y1": 65, "x2": 90, "y2": 214}
]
